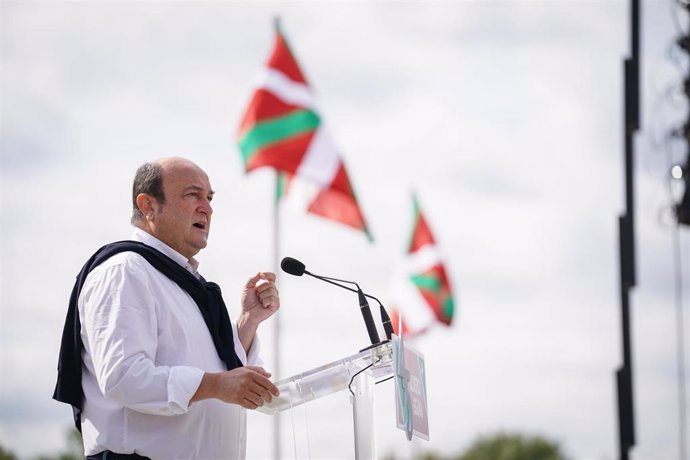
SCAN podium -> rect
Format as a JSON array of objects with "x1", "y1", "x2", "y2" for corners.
[{"x1": 258, "y1": 341, "x2": 394, "y2": 459}]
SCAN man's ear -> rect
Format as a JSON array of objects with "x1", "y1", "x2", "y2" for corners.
[{"x1": 136, "y1": 193, "x2": 155, "y2": 220}]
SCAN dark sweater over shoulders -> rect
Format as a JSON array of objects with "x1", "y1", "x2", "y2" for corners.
[{"x1": 53, "y1": 240, "x2": 243, "y2": 431}]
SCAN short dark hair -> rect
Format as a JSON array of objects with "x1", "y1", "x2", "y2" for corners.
[{"x1": 131, "y1": 162, "x2": 166, "y2": 224}]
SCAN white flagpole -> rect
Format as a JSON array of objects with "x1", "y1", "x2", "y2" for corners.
[
  {"x1": 273, "y1": 172, "x2": 282, "y2": 460},
  {"x1": 272, "y1": 19, "x2": 283, "y2": 460}
]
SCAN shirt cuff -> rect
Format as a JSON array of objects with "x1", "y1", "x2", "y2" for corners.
[
  {"x1": 168, "y1": 365, "x2": 205, "y2": 412},
  {"x1": 231, "y1": 320, "x2": 263, "y2": 367}
]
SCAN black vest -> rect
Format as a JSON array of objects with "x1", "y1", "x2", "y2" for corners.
[{"x1": 53, "y1": 241, "x2": 243, "y2": 431}]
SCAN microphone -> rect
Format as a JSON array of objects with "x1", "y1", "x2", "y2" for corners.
[
  {"x1": 356, "y1": 288, "x2": 380, "y2": 346},
  {"x1": 379, "y1": 304, "x2": 394, "y2": 340},
  {"x1": 281, "y1": 257, "x2": 306, "y2": 276},
  {"x1": 280, "y1": 257, "x2": 393, "y2": 343}
]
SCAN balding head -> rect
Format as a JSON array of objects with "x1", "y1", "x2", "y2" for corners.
[
  {"x1": 131, "y1": 157, "x2": 214, "y2": 258},
  {"x1": 155, "y1": 157, "x2": 207, "y2": 180},
  {"x1": 131, "y1": 157, "x2": 209, "y2": 225}
]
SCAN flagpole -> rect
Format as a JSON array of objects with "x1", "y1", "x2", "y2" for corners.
[
  {"x1": 272, "y1": 18, "x2": 283, "y2": 460},
  {"x1": 273, "y1": 172, "x2": 281, "y2": 460}
]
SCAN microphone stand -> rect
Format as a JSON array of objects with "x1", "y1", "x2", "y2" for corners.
[{"x1": 303, "y1": 270, "x2": 394, "y2": 345}]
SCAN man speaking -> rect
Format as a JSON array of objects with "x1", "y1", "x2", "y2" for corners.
[{"x1": 54, "y1": 157, "x2": 280, "y2": 459}]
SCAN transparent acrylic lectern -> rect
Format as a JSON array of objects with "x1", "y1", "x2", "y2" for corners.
[{"x1": 258, "y1": 341, "x2": 394, "y2": 459}]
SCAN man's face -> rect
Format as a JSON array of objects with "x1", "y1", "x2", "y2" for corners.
[{"x1": 149, "y1": 160, "x2": 214, "y2": 259}]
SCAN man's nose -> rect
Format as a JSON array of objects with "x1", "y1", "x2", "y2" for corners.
[{"x1": 200, "y1": 199, "x2": 213, "y2": 215}]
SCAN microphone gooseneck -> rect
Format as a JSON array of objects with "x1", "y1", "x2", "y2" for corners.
[{"x1": 280, "y1": 256, "x2": 391, "y2": 346}]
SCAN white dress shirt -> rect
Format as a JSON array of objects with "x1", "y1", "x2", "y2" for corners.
[{"x1": 78, "y1": 228, "x2": 261, "y2": 459}]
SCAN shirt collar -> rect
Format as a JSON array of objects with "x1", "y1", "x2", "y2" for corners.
[{"x1": 131, "y1": 227, "x2": 200, "y2": 275}]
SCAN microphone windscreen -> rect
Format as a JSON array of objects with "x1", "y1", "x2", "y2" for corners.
[{"x1": 281, "y1": 257, "x2": 305, "y2": 276}]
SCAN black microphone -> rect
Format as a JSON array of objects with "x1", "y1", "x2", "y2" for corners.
[
  {"x1": 281, "y1": 257, "x2": 306, "y2": 276},
  {"x1": 356, "y1": 287, "x2": 380, "y2": 345},
  {"x1": 281, "y1": 256, "x2": 391, "y2": 344},
  {"x1": 379, "y1": 304, "x2": 394, "y2": 340}
]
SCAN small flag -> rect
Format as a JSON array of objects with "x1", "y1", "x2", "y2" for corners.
[
  {"x1": 390, "y1": 194, "x2": 455, "y2": 336},
  {"x1": 237, "y1": 21, "x2": 372, "y2": 239}
]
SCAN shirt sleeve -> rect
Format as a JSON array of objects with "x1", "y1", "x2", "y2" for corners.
[
  {"x1": 79, "y1": 256, "x2": 204, "y2": 416},
  {"x1": 231, "y1": 320, "x2": 263, "y2": 367}
]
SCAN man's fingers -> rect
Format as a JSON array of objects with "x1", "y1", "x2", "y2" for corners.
[
  {"x1": 239, "y1": 377, "x2": 276, "y2": 409},
  {"x1": 248, "y1": 385, "x2": 274, "y2": 404},
  {"x1": 259, "y1": 272, "x2": 276, "y2": 282},
  {"x1": 244, "y1": 367, "x2": 279, "y2": 397},
  {"x1": 244, "y1": 272, "x2": 262, "y2": 289},
  {"x1": 256, "y1": 284, "x2": 280, "y2": 309},
  {"x1": 252, "y1": 272, "x2": 276, "y2": 290},
  {"x1": 246, "y1": 366, "x2": 271, "y2": 378},
  {"x1": 244, "y1": 389, "x2": 265, "y2": 407},
  {"x1": 241, "y1": 398, "x2": 259, "y2": 410},
  {"x1": 215, "y1": 367, "x2": 279, "y2": 406},
  {"x1": 260, "y1": 295, "x2": 279, "y2": 310},
  {"x1": 255, "y1": 282, "x2": 278, "y2": 296},
  {"x1": 248, "y1": 372, "x2": 279, "y2": 397}
]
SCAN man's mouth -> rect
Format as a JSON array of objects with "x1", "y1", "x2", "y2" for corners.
[{"x1": 193, "y1": 222, "x2": 206, "y2": 230}]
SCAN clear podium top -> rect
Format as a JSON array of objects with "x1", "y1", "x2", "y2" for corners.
[{"x1": 258, "y1": 341, "x2": 394, "y2": 415}]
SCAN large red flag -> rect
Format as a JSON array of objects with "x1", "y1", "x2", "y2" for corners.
[{"x1": 237, "y1": 23, "x2": 372, "y2": 239}]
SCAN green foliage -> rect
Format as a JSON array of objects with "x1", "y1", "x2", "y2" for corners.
[
  {"x1": 416, "y1": 451, "x2": 447, "y2": 460},
  {"x1": 0, "y1": 427, "x2": 84, "y2": 460},
  {"x1": 458, "y1": 432, "x2": 568, "y2": 460},
  {"x1": 383, "y1": 431, "x2": 568, "y2": 460},
  {"x1": 0, "y1": 446, "x2": 17, "y2": 460},
  {"x1": 37, "y1": 427, "x2": 83, "y2": 460}
]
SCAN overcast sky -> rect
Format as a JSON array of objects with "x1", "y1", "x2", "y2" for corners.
[{"x1": 1, "y1": 1, "x2": 689, "y2": 459}]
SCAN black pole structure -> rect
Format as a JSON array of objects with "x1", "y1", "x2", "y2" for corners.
[
  {"x1": 672, "y1": 5, "x2": 690, "y2": 459},
  {"x1": 616, "y1": 1, "x2": 639, "y2": 459}
]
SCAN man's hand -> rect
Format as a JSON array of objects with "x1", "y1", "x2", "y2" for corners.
[
  {"x1": 240, "y1": 272, "x2": 280, "y2": 323},
  {"x1": 237, "y1": 272, "x2": 280, "y2": 353},
  {"x1": 192, "y1": 366, "x2": 280, "y2": 410}
]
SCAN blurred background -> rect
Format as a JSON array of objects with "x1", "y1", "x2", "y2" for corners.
[{"x1": 1, "y1": 1, "x2": 689, "y2": 459}]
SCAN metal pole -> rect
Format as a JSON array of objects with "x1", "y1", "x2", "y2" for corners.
[
  {"x1": 616, "y1": 1, "x2": 639, "y2": 459},
  {"x1": 352, "y1": 371, "x2": 375, "y2": 459},
  {"x1": 273, "y1": 173, "x2": 282, "y2": 460},
  {"x1": 673, "y1": 223, "x2": 687, "y2": 460},
  {"x1": 272, "y1": 19, "x2": 283, "y2": 459}
]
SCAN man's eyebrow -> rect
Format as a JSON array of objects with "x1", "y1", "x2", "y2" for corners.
[{"x1": 184, "y1": 185, "x2": 215, "y2": 196}]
